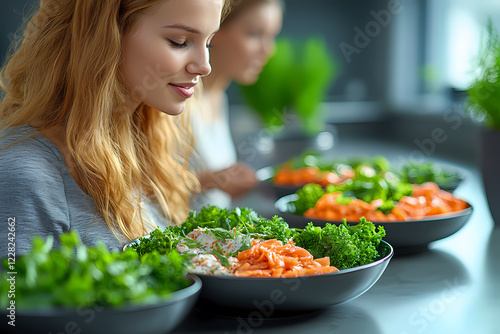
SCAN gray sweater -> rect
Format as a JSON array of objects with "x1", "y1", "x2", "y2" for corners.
[{"x1": 0, "y1": 125, "x2": 167, "y2": 256}]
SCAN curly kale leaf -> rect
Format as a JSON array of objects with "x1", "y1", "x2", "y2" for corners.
[{"x1": 293, "y1": 218, "x2": 385, "y2": 270}]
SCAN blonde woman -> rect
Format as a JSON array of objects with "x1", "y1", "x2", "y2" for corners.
[
  {"x1": 0, "y1": 0, "x2": 231, "y2": 255},
  {"x1": 191, "y1": 0, "x2": 283, "y2": 211}
]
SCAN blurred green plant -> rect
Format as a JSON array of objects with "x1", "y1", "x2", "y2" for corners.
[
  {"x1": 467, "y1": 18, "x2": 500, "y2": 131},
  {"x1": 238, "y1": 37, "x2": 337, "y2": 135}
]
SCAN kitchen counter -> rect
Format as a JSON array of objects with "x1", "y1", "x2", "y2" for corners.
[{"x1": 172, "y1": 133, "x2": 499, "y2": 334}]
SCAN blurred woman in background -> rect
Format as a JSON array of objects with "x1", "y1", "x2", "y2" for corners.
[
  {"x1": 0, "y1": 0, "x2": 230, "y2": 255},
  {"x1": 191, "y1": 0, "x2": 283, "y2": 211}
]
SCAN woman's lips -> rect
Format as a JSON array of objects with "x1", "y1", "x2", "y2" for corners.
[{"x1": 169, "y1": 83, "x2": 195, "y2": 98}]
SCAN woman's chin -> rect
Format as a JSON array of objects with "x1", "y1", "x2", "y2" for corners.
[
  {"x1": 151, "y1": 103, "x2": 186, "y2": 116},
  {"x1": 236, "y1": 75, "x2": 259, "y2": 86}
]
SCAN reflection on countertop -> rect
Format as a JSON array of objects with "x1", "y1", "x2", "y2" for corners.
[
  {"x1": 373, "y1": 248, "x2": 471, "y2": 298},
  {"x1": 173, "y1": 303, "x2": 383, "y2": 334}
]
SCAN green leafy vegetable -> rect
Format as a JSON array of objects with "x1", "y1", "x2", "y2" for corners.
[
  {"x1": 0, "y1": 231, "x2": 191, "y2": 310},
  {"x1": 210, "y1": 243, "x2": 231, "y2": 268},
  {"x1": 285, "y1": 150, "x2": 337, "y2": 171},
  {"x1": 184, "y1": 206, "x2": 296, "y2": 244},
  {"x1": 398, "y1": 161, "x2": 462, "y2": 189},
  {"x1": 329, "y1": 171, "x2": 413, "y2": 213},
  {"x1": 293, "y1": 163, "x2": 413, "y2": 215},
  {"x1": 293, "y1": 183, "x2": 326, "y2": 215},
  {"x1": 293, "y1": 218, "x2": 385, "y2": 270},
  {"x1": 131, "y1": 207, "x2": 386, "y2": 273},
  {"x1": 332, "y1": 155, "x2": 391, "y2": 175},
  {"x1": 131, "y1": 206, "x2": 298, "y2": 257},
  {"x1": 131, "y1": 227, "x2": 183, "y2": 258},
  {"x1": 467, "y1": 18, "x2": 500, "y2": 131}
]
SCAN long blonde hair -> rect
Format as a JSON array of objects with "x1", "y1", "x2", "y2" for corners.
[{"x1": 0, "y1": 0, "x2": 232, "y2": 240}]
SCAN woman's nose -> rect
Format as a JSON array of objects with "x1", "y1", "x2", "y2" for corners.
[{"x1": 187, "y1": 49, "x2": 212, "y2": 77}]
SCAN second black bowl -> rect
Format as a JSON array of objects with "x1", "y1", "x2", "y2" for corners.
[{"x1": 275, "y1": 194, "x2": 474, "y2": 252}]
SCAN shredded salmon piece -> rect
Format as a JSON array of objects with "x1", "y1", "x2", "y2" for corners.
[
  {"x1": 233, "y1": 239, "x2": 338, "y2": 278},
  {"x1": 273, "y1": 163, "x2": 351, "y2": 187}
]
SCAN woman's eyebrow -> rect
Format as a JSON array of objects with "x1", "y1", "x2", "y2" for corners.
[{"x1": 163, "y1": 24, "x2": 201, "y2": 34}]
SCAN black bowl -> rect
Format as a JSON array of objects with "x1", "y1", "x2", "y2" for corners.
[
  {"x1": 268, "y1": 183, "x2": 302, "y2": 199},
  {"x1": 195, "y1": 241, "x2": 393, "y2": 311},
  {"x1": 255, "y1": 166, "x2": 315, "y2": 198},
  {"x1": 1, "y1": 275, "x2": 201, "y2": 334},
  {"x1": 275, "y1": 194, "x2": 473, "y2": 252}
]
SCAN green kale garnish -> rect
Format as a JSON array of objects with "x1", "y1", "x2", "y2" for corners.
[
  {"x1": 131, "y1": 227, "x2": 182, "y2": 258},
  {"x1": 293, "y1": 218, "x2": 385, "y2": 270}
]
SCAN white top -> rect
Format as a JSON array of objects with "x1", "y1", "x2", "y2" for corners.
[{"x1": 190, "y1": 93, "x2": 237, "y2": 211}]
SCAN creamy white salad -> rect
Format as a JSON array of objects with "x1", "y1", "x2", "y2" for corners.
[{"x1": 176, "y1": 227, "x2": 254, "y2": 276}]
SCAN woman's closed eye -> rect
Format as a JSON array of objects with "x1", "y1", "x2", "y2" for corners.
[
  {"x1": 169, "y1": 39, "x2": 214, "y2": 50},
  {"x1": 169, "y1": 39, "x2": 188, "y2": 48},
  {"x1": 247, "y1": 30, "x2": 263, "y2": 38}
]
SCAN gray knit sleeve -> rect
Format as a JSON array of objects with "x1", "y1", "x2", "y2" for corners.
[{"x1": 0, "y1": 138, "x2": 71, "y2": 257}]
